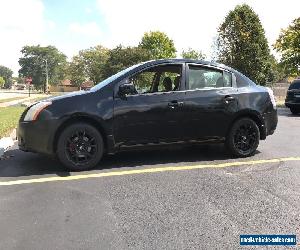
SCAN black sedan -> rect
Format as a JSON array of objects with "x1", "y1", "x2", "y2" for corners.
[
  {"x1": 18, "y1": 59, "x2": 278, "y2": 170},
  {"x1": 285, "y1": 79, "x2": 300, "y2": 114}
]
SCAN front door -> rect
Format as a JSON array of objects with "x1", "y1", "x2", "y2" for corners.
[{"x1": 113, "y1": 64, "x2": 186, "y2": 146}]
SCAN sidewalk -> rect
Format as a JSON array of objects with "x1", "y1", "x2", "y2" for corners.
[{"x1": 0, "y1": 94, "x2": 48, "y2": 108}]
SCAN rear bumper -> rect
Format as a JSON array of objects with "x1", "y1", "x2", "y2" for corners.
[
  {"x1": 262, "y1": 109, "x2": 277, "y2": 139},
  {"x1": 18, "y1": 119, "x2": 60, "y2": 155}
]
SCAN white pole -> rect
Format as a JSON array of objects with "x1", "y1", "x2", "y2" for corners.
[{"x1": 45, "y1": 59, "x2": 49, "y2": 93}]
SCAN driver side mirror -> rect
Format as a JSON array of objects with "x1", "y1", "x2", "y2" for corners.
[{"x1": 118, "y1": 83, "x2": 136, "y2": 97}]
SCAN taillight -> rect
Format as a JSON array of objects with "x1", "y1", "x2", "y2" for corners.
[{"x1": 266, "y1": 87, "x2": 276, "y2": 109}]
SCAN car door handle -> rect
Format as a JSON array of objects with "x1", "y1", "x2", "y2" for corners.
[
  {"x1": 168, "y1": 101, "x2": 184, "y2": 108},
  {"x1": 224, "y1": 96, "x2": 236, "y2": 104}
]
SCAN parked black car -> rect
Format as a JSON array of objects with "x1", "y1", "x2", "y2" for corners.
[
  {"x1": 285, "y1": 79, "x2": 300, "y2": 114},
  {"x1": 18, "y1": 59, "x2": 278, "y2": 170}
]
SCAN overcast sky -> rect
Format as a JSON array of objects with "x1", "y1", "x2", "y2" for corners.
[{"x1": 0, "y1": 0, "x2": 299, "y2": 75}]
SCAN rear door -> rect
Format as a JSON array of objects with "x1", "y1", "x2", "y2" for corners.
[{"x1": 183, "y1": 63, "x2": 239, "y2": 140}]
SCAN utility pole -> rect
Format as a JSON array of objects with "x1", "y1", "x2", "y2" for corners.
[{"x1": 44, "y1": 59, "x2": 49, "y2": 94}]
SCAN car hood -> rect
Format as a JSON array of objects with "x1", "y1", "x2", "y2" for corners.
[{"x1": 45, "y1": 90, "x2": 90, "y2": 102}]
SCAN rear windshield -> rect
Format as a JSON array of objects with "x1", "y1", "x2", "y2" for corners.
[{"x1": 289, "y1": 80, "x2": 300, "y2": 90}]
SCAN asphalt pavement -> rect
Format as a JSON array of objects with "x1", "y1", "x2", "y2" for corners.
[{"x1": 0, "y1": 108, "x2": 300, "y2": 249}]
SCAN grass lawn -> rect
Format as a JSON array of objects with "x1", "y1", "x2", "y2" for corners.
[
  {"x1": 0, "y1": 97, "x2": 27, "y2": 103},
  {"x1": 0, "y1": 106, "x2": 25, "y2": 137}
]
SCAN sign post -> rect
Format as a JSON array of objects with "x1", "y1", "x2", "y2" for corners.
[{"x1": 25, "y1": 77, "x2": 32, "y2": 97}]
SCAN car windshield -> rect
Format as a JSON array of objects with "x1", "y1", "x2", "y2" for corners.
[
  {"x1": 90, "y1": 63, "x2": 143, "y2": 91},
  {"x1": 288, "y1": 80, "x2": 300, "y2": 90}
]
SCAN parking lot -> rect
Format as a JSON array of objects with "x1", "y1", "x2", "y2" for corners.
[{"x1": 0, "y1": 108, "x2": 299, "y2": 249}]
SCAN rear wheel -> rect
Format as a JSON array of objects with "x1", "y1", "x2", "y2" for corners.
[
  {"x1": 290, "y1": 107, "x2": 300, "y2": 114},
  {"x1": 226, "y1": 118, "x2": 260, "y2": 157},
  {"x1": 57, "y1": 123, "x2": 104, "y2": 171}
]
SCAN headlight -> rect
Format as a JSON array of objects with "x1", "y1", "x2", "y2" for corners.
[
  {"x1": 266, "y1": 87, "x2": 276, "y2": 109},
  {"x1": 24, "y1": 101, "x2": 52, "y2": 121}
]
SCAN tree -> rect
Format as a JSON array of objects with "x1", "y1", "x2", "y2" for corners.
[
  {"x1": 0, "y1": 65, "x2": 13, "y2": 88},
  {"x1": 216, "y1": 4, "x2": 274, "y2": 85},
  {"x1": 67, "y1": 57, "x2": 86, "y2": 87},
  {"x1": 0, "y1": 77, "x2": 5, "y2": 88},
  {"x1": 68, "y1": 45, "x2": 109, "y2": 86},
  {"x1": 181, "y1": 48, "x2": 206, "y2": 60},
  {"x1": 103, "y1": 45, "x2": 150, "y2": 78},
  {"x1": 274, "y1": 17, "x2": 300, "y2": 76},
  {"x1": 139, "y1": 31, "x2": 176, "y2": 59},
  {"x1": 18, "y1": 45, "x2": 67, "y2": 91}
]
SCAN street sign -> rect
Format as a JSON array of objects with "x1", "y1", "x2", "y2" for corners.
[
  {"x1": 25, "y1": 77, "x2": 32, "y2": 84},
  {"x1": 25, "y1": 77, "x2": 33, "y2": 97}
]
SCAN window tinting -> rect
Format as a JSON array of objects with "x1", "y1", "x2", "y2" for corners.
[
  {"x1": 187, "y1": 66, "x2": 223, "y2": 90},
  {"x1": 129, "y1": 65, "x2": 182, "y2": 95},
  {"x1": 223, "y1": 71, "x2": 232, "y2": 87},
  {"x1": 235, "y1": 73, "x2": 253, "y2": 87},
  {"x1": 130, "y1": 71, "x2": 155, "y2": 94}
]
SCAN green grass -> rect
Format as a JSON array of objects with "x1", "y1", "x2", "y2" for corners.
[
  {"x1": 28, "y1": 96, "x2": 50, "y2": 103},
  {"x1": 0, "y1": 106, "x2": 25, "y2": 137},
  {"x1": 0, "y1": 97, "x2": 27, "y2": 103}
]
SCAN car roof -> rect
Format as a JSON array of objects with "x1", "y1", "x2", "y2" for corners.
[
  {"x1": 133, "y1": 59, "x2": 257, "y2": 87},
  {"x1": 139, "y1": 58, "x2": 235, "y2": 72}
]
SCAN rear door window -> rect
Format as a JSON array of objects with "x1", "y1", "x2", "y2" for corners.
[
  {"x1": 187, "y1": 65, "x2": 231, "y2": 90},
  {"x1": 223, "y1": 71, "x2": 232, "y2": 87}
]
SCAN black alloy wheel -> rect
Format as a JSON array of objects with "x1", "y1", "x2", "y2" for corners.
[
  {"x1": 226, "y1": 118, "x2": 260, "y2": 157},
  {"x1": 57, "y1": 123, "x2": 104, "y2": 171}
]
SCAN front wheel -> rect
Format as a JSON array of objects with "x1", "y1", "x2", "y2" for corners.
[
  {"x1": 57, "y1": 123, "x2": 104, "y2": 171},
  {"x1": 226, "y1": 118, "x2": 260, "y2": 157}
]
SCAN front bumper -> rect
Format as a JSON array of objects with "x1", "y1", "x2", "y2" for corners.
[
  {"x1": 285, "y1": 93, "x2": 300, "y2": 108},
  {"x1": 18, "y1": 119, "x2": 60, "y2": 155},
  {"x1": 285, "y1": 101, "x2": 300, "y2": 108}
]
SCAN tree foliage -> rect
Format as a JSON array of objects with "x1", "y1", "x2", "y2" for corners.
[
  {"x1": 139, "y1": 31, "x2": 176, "y2": 59},
  {"x1": 103, "y1": 45, "x2": 150, "y2": 78},
  {"x1": 181, "y1": 48, "x2": 206, "y2": 60},
  {"x1": 274, "y1": 17, "x2": 300, "y2": 76},
  {"x1": 68, "y1": 45, "x2": 150, "y2": 85},
  {"x1": 216, "y1": 4, "x2": 275, "y2": 85},
  {"x1": 0, "y1": 65, "x2": 13, "y2": 88},
  {"x1": 18, "y1": 45, "x2": 67, "y2": 90},
  {"x1": 0, "y1": 77, "x2": 5, "y2": 88},
  {"x1": 68, "y1": 45, "x2": 109, "y2": 86}
]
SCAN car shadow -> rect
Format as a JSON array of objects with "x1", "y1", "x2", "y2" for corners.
[
  {"x1": 0, "y1": 143, "x2": 260, "y2": 179},
  {"x1": 277, "y1": 108, "x2": 300, "y2": 117}
]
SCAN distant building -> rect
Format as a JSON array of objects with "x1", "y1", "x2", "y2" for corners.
[
  {"x1": 49, "y1": 79, "x2": 95, "y2": 92},
  {"x1": 80, "y1": 80, "x2": 94, "y2": 90},
  {"x1": 49, "y1": 79, "x2": 78, "y2": 92}
]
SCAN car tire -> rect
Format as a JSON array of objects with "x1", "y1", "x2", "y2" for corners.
[
  {"x1": 57, "y1": 123, "x2": 104, "y2": 171},
  {"x1": 290, "y1": 107, "x2": 300, "y2": 115},
  {"x1": 226, "y1": 118, "x2": 260, "y2": 157}
]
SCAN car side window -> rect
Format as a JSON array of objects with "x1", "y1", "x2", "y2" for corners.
[
  {"x1": 224, "y1": 71, "x2": 232, "y2": 87},
  {"x1": 130, "y1": 71, "x2": 155, "y2": 94},
  {"x1": 187, "y1": 65, "x2": 232, "y2": 90},
  {"x1": 187, "y1": 65, "x2": 226, "y2": 90},
  {"x1": 128, "y1": 65, "x2": 182, "y2": 95}
]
